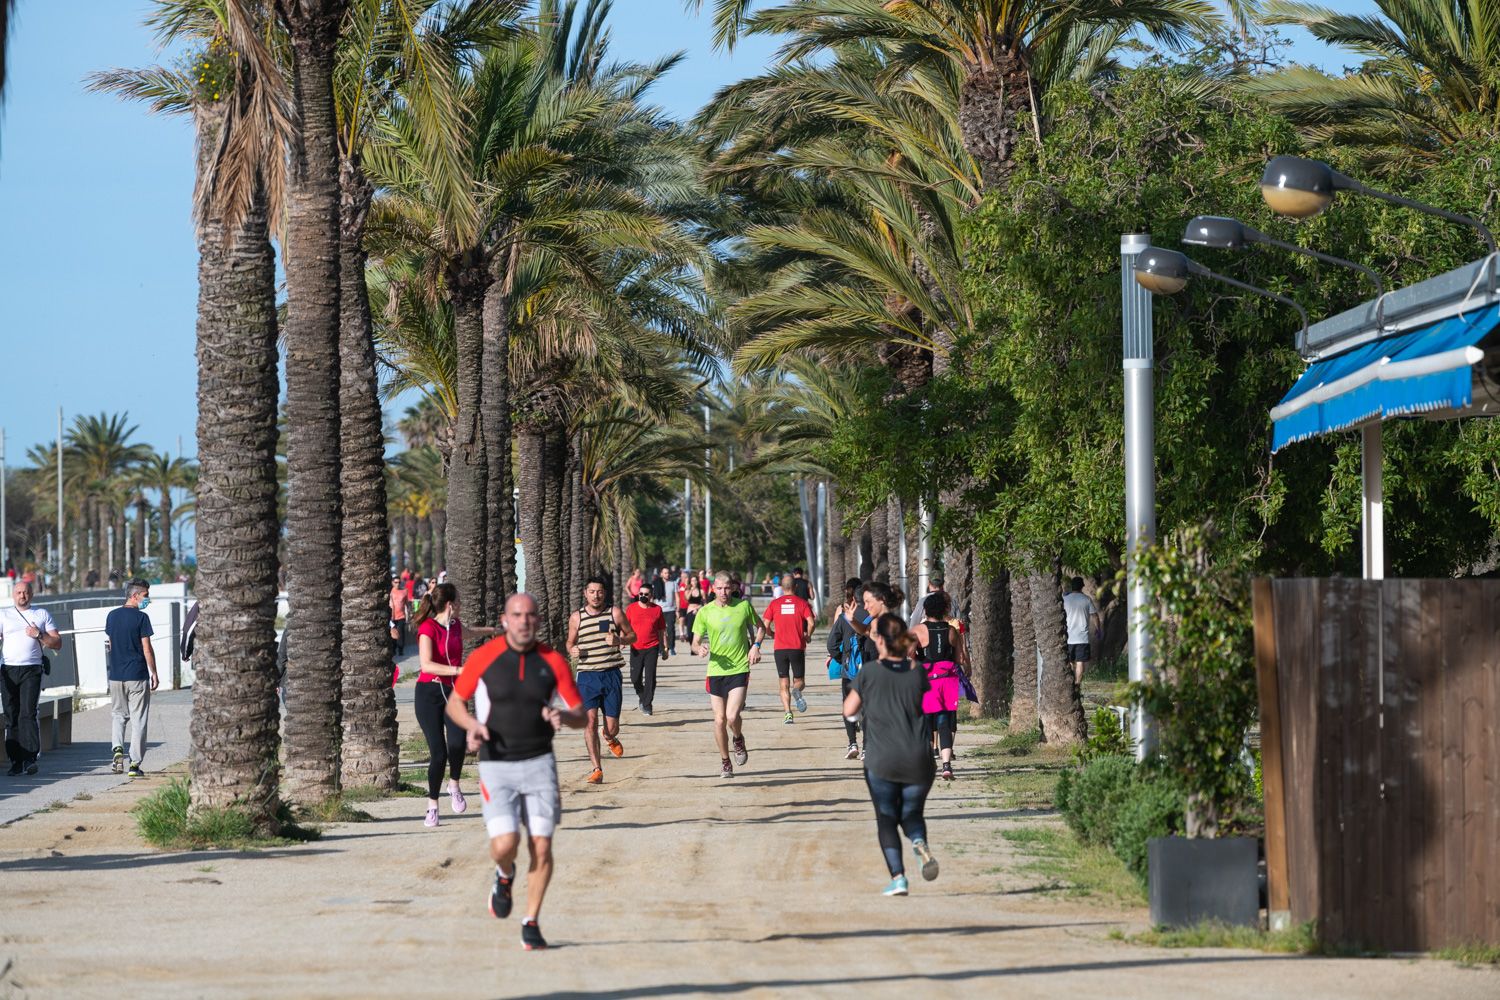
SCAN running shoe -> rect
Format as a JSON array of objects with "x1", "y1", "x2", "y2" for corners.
[
  {"x1": 424, "y1": 806, "x2": 440, "y2": 828},
  {"x1": 586, "y1": 767, "x2": 604, "y2": 784},
  {"x1": 489, "y1": 866, "x2": 514, "y2": 919},
  {"x1": 607, "y1": 737, "x2": 624, "y2": 758},
  {"x1": 783, "y1": 712, "x2": 794, "y2": 725},
  {"x1": 793, "y1": 688, "x2": 807, "y2": 713},
  {"x1": 941, "y1": 761, "x2": 954, "y2": 782},
  {"x1": 859, "y1": 747, "x2": 866, "y2": 761},
  {"x1": 882, "y1": 875, "x2": 909, "y2": 896},
  {"x1": 720, "y1": 758, "x2": 733, "y2": 779},
  {"x1": 126, "y1": 763, "x2": 143, "y2": 778},
  {"x1": 642, "y1": 704, "x2": 653, "y2": 717},
  {"x1": 912, "y1": 839, "x2": 940, "y2": 881},
  {"x1": 111, "y1": 746, "x2": 125, "y2": 774},
  {"x1": 521, "y1": 920, "x2": 548, "y2": 951},
  {"x1": 845, "y1": 743, "x2": 860, "y2": 761},
  {"x1": 732, "y1": 736, "x2": 748, "y2": 766},
  {"x1": 6, "y1": 760, "x2": 20, "y2": 777},
  {"x1": 27, "y1": 760, "x2": 41, "y2": 776},
  {"x1": 450, "y1": 784, "x2": 468, "y2": 814}
]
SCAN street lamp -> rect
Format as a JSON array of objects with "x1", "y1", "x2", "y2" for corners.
[
  {"x1": 1260, "y1": 155, "x2": 1498, "y2": 255},
  {"x1": 1183, "y1": 215, "x2": 1385, "y2": 297},
  {"x1": 1134, "y1": 246, "x2": 1311, "y2": 353}
]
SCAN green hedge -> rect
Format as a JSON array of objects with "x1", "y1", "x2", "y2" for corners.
[{"x1": 1057, "y1": 756, "x2": 1185, "y2": 886}]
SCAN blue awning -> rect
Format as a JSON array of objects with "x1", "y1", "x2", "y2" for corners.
[{"x1": 1270, "y1": 303, "x2": 1500, "y2": 452}]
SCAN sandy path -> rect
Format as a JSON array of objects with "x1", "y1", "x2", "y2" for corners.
[{"x1": 1, "y1": 644, "x2": 1494, "y2": 999}]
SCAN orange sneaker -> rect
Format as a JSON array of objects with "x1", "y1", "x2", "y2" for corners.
[
  {"x1": 586, "y1": 767, "x2": 604, "y2": 784},
  {"x1": 607, "y1": 737, "x2": 624, "y2": 758}
]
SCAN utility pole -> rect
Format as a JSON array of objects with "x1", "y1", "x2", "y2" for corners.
[
  {"x1": 1121, "y1": 233, "x2": 1157, "y2": 759},
  {"x1": 684, "y1": 478, "x2": 692, "y2": 570},
  {"x1": 703, "y1": 404, "x2": 712, "y2": 572},
  {"x1": 57, "y1": 407, "x2": 65, "y2": 589}
]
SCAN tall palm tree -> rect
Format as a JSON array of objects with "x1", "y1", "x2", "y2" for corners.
[
  {"x1": 132, "y1": 451, "x2": 195, "y2": 571},
  {"x1": 1246, "y1": 0, "x2": 1500, "y2": 161},
  {"x1": 93, "y1": 0, "x2": 290, "y2": 828},
  {"x1": 272, "y1": 0, "x2": 350, "y2": 805}
]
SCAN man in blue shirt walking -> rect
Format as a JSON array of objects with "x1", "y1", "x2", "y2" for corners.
[{"x1": 105, "y1": 579, "x2": 158, "y2": 777}]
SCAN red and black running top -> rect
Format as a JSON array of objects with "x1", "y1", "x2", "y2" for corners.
[{"x1": 453, "y1": 637, "x2": 582, "y2": 762}]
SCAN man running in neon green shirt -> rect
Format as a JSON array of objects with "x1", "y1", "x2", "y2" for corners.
[{"x1": 691, "y1": 572, "x2": 764, "y2": 779}]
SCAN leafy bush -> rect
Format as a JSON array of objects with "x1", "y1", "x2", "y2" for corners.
[
  {"x1": 1057, "y1": 755, "x2": 1137, "y2": 846},
  {"x1": 1130, "y1": 525, "x2": 1258, "y2": 837},
  {"x1": 1111, "y1": 776, "x2": 1186, "y2": 884},
  {"x1": 1074, "y1": 705, "x2": 1134, "y2": 765}
]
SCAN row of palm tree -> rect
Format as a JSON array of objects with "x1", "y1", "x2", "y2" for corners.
[
  {"x1": 8, "y1": 413, "x2": 195, "y2": 587},
  {"x1": 62, "y1": 0, "x2": 1483, "y2": 831}
]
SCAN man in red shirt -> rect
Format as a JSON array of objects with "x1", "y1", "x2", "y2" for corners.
[
  {"x1": 763, "y1": 591, "x2": 815, "y2": 723},
  {"x1": 623, "y1": 587, "x2": 665, "y2": 715},
  {"x1": 448, "y1": 592, "x2": 585, "y2": 952}
]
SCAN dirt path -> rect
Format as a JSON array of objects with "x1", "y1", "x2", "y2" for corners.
[{"x1": 1, "y1": 645, "x2": 1494, "y2": 999}]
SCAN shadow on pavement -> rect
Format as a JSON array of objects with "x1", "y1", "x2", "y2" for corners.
[
  {"x1": 0, "y1": 847, "x2": 339, "y2": 872},
  {"x1": 498, "y1": 955, "x2": 1276, "y2": 999}
]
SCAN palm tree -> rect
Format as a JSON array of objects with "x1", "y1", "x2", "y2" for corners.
[
  {"x1": 132, "y1": 452, "x2": 195, "y2": 572},
  {"x1": 93, "y1": 1, "x2": 290, "y2": 828},
  {"x1": 64, "y1": 413, "x2": 153, "y2": 583},
  {"x1": 0, "y1": 0, "x2": 14, "y2": 104},
  {"x1": 1246, "y1": 0, "x2": 1500, "y2": 161},
  {"x1": 271, "y1": 0, "x2": 350, "y2": 805}
]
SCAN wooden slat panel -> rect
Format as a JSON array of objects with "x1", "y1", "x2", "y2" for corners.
[
  {"x1": 1379, "y1": 578, "x2": 1420, "y2": 951},
  {"x1": 1274, "y1": 578, "x2": 1322, "y2": 926},
  {"x1": 1441, "y1": 580, "x2": 1468, "y2": 949},
  {"x1": 1314, "y1": 578, "x2": 1352, "y2": 944},
  {"x1": 1417, "y1": 579, "x2": 1446, "y2": 948},
  {"x1": 1252, "y1": 578, "x2": 1290, "y2": 921},
  {"x1": 1341, "y1": 580, "x2": 1383, "y2": 948}
]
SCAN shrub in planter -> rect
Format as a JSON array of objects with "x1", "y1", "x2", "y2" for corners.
[
  {"x1": 1112, "y1": 776, "x2": 1185, "y2": 885},
  {"x1": 1057, "y1": 755, "x2": 1136, "y2": 846}
]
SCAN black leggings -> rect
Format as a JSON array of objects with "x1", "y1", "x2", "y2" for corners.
[
  {"x1": 414, "y1": 681, "x2": 466, "y2": 799},
  {"x1": 927, "y1": 710, "x2": 956, "y2": 751},
  {"x1": 841, "y1": 677, "x2": 860, "y2": 744},
  {"x1": 864, "y1": 771, "x2": 933, "y2": 876}
]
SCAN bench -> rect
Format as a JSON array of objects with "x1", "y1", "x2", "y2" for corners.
[{"x1": 0, "y1": 693, "x2": 74, "y2": 761}]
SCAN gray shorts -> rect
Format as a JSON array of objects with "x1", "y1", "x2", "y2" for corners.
[{"x1": 479, "y1": 753, "x2": 561, "y2": 840}]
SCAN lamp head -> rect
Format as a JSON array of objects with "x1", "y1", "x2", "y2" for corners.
[
  {"x1": 1133, "y1": 247, "x2": 1191, "y2": 294},
  {"x1": 1260, "y1": 155, "x2": 1337, "y2": 218},
  {"x1": 1183, "y1": 215, "x2": 1254, "y2": 250}
]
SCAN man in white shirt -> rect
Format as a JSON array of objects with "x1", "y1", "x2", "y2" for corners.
[
  {"x1": 651, "y1": 567, "x2": 678, "y2": 660},
  {"x1": 1062, "y1": 577, "x2": 1101, "y2": 687},
  {"x1": 3, "y1": 581, "x2": 64, "y2": 775}
]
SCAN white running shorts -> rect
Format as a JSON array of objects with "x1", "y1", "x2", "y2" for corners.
[{"x1": 478, "y1": 753, "x2": 561, "y2": 839}]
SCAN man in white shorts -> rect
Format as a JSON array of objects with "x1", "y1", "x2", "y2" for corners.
[{"x1": 449, "y1": 593, "x2": 585, "y2": 951}]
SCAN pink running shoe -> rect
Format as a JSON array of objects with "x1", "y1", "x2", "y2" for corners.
[
  {"x1": 424, "y1": 806, "x2": 440, "y2": 828},
  {"x1": 450, "y1": 785, "x2": 468, "y2": 814}
]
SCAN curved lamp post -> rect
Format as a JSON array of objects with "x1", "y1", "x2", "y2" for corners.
[
  {"x1": 1134, "y1": 246, "x2": 1311, "y2": 355},
  {"x1": 1260, "y1": 155, "x2": 1497, "y2": 256},
  {"x1": 1183, "y1": 215, "x2": 1385, "y2": 297}
]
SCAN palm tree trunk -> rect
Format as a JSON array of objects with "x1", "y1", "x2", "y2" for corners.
[
  {"x1": 612, "y1": 499, "x2": 628, "y2": 607},
  {"x1": 188, "y1": 102, "x2": 282, "y2": 830},
  {"x1": 430, "y1": 508, "x2": 446, "y2": 576},
  {"x1": 421, "y1": 515, "x2": 433, "y2": 578},
  {"x1": 568, "y1": 435, "x2": 589, "y2": 602},
  {"x1": 540, "y1": 423, "x2": 569, "y2": 644},
  {"x1": 515, "y1": 424, "x2": 544, "y2": 614},
  {"x1": 336, "y1": 156, "x2": 397, "y2": 790},
  {"x1": 159, "y1": 492, "x2": 174, "y2": 570},
  {"x1": 116, "y1": 508, "x2": 128, "y2": 575},
  {"x1": 95, "y1": 502, "x2": 108, "y2": 581},
  {"x1": 482, "y1": 249, "x2": 517, "y2": 616},
  {"x1": 858, "y1": 518, "x2": 873, "y2": 581},
  {"x1": 1008, "y1": 570, "x2": 1038, "y2": 733},
  {"x1": 444, "y1": 260, "x2": 489, "y2": 649},
  {"x1": 967, "y1": 566, "x2": 1011, "y2": 718},
  {"x1": 957, "y1": 59, "x2": 1035, "y2": 190},
  {"x1": 1032, "y1": 563, "x2": 1085, "y2": 743},
  {"x1": 281, "y1": 1, "x2": 348, "y2": 805},
  {"x1": 870, "y1": 502, "x2": 889, "y2": 584},
  {"x1": 827, "y1": 487, "x2": 848, "y2": 594}
]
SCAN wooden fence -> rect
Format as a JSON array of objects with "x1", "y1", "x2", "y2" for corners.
[{"x1": 1253, "y1": 578, "x2": 1500, "y2": 951}]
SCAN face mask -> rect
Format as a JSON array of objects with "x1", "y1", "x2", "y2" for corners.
[{"x1": 138, "y1": 598, "x2": 151, "y2": 610}]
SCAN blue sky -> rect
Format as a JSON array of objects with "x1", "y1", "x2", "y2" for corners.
[{"x1": 0, "y1": 0, "x2": 1376, "y2": 465}]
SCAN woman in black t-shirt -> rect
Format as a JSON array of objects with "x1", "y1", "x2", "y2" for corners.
[{"x1": 843, "y1": 612, "x2": 939, "y2": 897}]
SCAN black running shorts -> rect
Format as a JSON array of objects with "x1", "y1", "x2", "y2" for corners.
[
  {"x1": 773, "y1": 649, "x2": 806, "y2": 680},
  {"x1": 704, "y1": 672, "x2": 750, "y2": 699}
]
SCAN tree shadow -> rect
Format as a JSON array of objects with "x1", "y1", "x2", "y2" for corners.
[{"x1": 0, "y1": 847, "x2": 339, "y2": 872}]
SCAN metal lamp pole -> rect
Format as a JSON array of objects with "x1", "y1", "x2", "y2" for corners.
[
  {"x1": 703, "y1": 405, "x2": 712, "y2": 571},
  {"x1": 1121, "y1": 233, "x2": 1157, "y2": 759}
]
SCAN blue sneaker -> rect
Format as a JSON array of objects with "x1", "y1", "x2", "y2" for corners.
[
  {"x1": 882, "y1": 875, "x2": 909, "y2": 896},
  {"x1": 912, "y1": 839, "x2": 940, "y2": 881},
  {"x1": 793, "y1": 688, "x2": 807, "y2": 713}
]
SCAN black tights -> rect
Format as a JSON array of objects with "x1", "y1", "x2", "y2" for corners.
[
  {"x1": 927, "y1": 710, "x2": 956, "y2": 751},
  {"x1": 865, "y1": 771, "x2": 933, "y2": 876},
  {"x1": 841, "y1": 677, "x2": 860, "y2": 744},
  {"x1": 414, "y1": 681, "x2": 466, "y2": 799}
]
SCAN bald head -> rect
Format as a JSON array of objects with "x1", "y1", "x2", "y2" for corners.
[{"x1": 503, "y1": 592, "x2": 540, "y2": 648}]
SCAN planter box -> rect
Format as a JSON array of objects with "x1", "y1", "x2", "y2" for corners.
[{"x1": 1148, "y1": 836, "x2": 1259, "y2": 929}]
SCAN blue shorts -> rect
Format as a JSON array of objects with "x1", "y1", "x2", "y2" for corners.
[{"x1": 576, "y1": 667, "x2": 623, "y2": 718}]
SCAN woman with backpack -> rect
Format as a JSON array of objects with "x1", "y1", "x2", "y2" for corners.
[
  {"x1": 843, "y1": 611, "x2": 940, "y2": 896},
  {"x1": 908, "y1": 592, "x2": 967, "y2": 781},
  {"x1": 826, "y1": 578, "x2": 865, "y2": 760}
]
